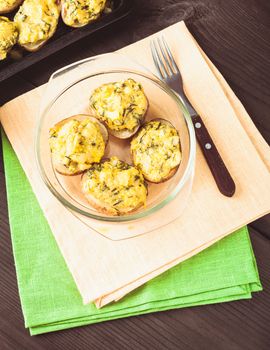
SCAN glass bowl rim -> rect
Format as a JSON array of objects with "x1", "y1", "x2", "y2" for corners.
[{"x1": 35, "y1": 68, "x2": 196, "y2": 222}]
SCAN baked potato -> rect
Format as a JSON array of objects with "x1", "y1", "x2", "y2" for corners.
[
  {"x1": 0, "y1": 16, "x2": 18, "y2": 60},
  {"x1": 0, "y1": 0, "x2": 23, "y2": 14},
  {"x1": 89, "y1": 78, "x2": 149, "y2": 139},
  {"x1": 81, "y1": 157, "x2": 148, "y2": 215},
  {"x1": 61, "y1": 0, "x2": 107, "y2": 28},
  {"x1": 130, "y1": 119, "x2": 181, "y2": 183},
  {"x1": 49, "y1": 115, "x2": 108, "y2": 176},
  {"x1": 14, "y1": 0, "x2": 61, "y2": 52}
]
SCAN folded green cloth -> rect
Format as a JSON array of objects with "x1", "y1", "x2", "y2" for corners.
[{"x1": 1, "y1": 131, "x2": 262, "y2": 335}]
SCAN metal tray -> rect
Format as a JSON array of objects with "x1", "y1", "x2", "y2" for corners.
[{"x1": 0, "y1": 0, "x2": 133, "y2": 83}]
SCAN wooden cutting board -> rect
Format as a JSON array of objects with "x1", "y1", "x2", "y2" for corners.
[{"x1": 1, "y1": 22, "x2": 270, "y2": 307}]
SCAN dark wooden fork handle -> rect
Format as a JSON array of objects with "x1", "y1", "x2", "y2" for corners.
[{"x1": 192, "y1": 115, "x2": 236, "y2": 197}]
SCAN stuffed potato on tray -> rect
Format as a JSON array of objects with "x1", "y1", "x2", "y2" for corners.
[{"x1": 0, "y1": 0, "x2": 113, "y2": 60}]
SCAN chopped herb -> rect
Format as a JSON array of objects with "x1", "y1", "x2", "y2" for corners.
[
  {"x1": 114, "y1": 200, "x2": 123, "y2": 206},
  {"x1": 156, "y1": 122, "x2": 161, "y2": 130}
]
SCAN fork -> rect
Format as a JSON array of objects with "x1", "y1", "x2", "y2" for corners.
[{"x1": 150, "y1": 37, "x2": 236, "y2": 197}]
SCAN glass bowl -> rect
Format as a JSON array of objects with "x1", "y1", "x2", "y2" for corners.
[{"x1": 35, "y1": 54, "x2": 196, "y2": 229}]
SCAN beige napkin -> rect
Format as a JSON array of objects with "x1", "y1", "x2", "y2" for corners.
[{"x1": 1, "y1": 22, "x2": 270, "y2": 308}]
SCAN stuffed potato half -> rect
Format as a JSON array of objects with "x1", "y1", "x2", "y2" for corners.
[
  {"x1": 61, "y1": 0, "x2": 107, "y2": 28},
  {"x1": 14, "y1": 0, "x2": 61, "y2": 52},
  {"x1": 131, "y1": 119, "x2": 182, "y2": 183},
  {"x1": 81, "y1": 157, "x2": 148, "y2": 216},
  {"x1": 89, "y1": 78, "x2": 149, "y2": 139},
  {"x1": 49, "y1": 115, "x2": 108, "y2": 176}
]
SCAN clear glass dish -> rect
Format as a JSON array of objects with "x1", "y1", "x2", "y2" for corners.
[{"x1": 35, "y1": 53, "x2": 196, "y2": 239}]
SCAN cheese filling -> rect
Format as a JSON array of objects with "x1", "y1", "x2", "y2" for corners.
[
  {"x1": 131, "y1": 120, "x2": 181, "y2": 182},
  {"x1": 14, "y1": 0, "x2": 60, "y2": 45},
  {"x1": 83, "y1": 157, "x2": 147, "y2": 213},
  {"x1": 90, "y1": 78, "x2": 148, "y2": 132},
  {"x1": 49, "y1": 118, "x2": 105, "y2": 173},
  {"x1": 0, "y1": 16, "x2": 18, "y2": 60},
  {"x1": 62, "y1": 0, "x2": 106, "y2": 27}
]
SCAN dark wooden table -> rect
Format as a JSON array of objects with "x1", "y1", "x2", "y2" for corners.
[{"x1": 1, "y1": 1, "x2": 270, "y2": 349}]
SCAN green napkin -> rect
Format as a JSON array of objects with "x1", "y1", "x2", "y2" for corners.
[{"x1": 1, "y1": 131, "x2": 262, "y2": 335}]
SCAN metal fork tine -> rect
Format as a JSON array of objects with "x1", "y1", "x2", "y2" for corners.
[
  {"x1": 150, "y1": 40, "x2": 163, "y2": 79},
  {"x1": 161, "y1": 36, "x2": 179, "y2": 74},
  {"x1": 157, "y1": 38, "x2": 174, "y2": 76},
  {"x1": 150, "y1": 39, "x2": 168, "y2": 79}
]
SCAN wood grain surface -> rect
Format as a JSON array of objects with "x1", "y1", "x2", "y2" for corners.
[{"x1": 0, "y1": 0, "x2": 270, "y2": 349}]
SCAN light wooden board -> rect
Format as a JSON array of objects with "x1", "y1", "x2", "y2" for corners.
[{"x1": 1, "y1": 22, "x2": 270, "y2": 307}]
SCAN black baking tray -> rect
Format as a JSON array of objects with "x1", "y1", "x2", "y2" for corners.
[{"x1": 0, "y1": 0, "x2": 133, "y2": 83}]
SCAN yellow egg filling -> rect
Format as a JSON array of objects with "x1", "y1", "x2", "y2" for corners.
[
  {"x1": 83, "y1": 157, "x2": 147, "y2": 213},
  {"x1": 62, "y1": 0, "x2": 106, "y2": 27},
  {"x1": 90, "y1": 78, "x2": 148, "y2": 132},
  {"x1": 14, "y1": 0, "x2": 60, "y2": 46},
  {"x1": 131, "y1": 120, "x2": 181, "y2": 182},
  {"x1": 49, "y1": 118, "x2": 106, "y2": 174}
]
